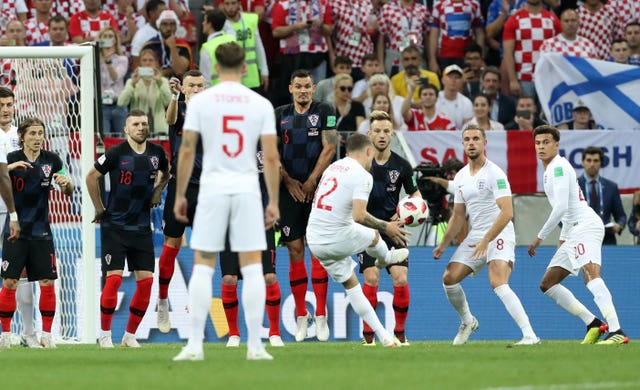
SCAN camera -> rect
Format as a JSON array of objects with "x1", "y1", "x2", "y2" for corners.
[
  {"x1": 138, "y1": 66, "x2": 155, "y2": 77},
  {"x1": 414, "y1": 163, "x2": 448, "y2": 224},
  {"x1": 99, "y1": 39, "x2": 114, "y2": 48}
]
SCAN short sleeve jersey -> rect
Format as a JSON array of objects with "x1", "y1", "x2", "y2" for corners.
[
  {"x1": 0, "y1": 126, "x2": 20, "y2": 213},
  {"x1": 538, "y1": 154, "x2": 601, "y2": 240},
  {"x1": 307, "y1": 157, "x2": 373, "y2": 241},
  {"x1": 405, "y1": 109, "x2": 456, "y2": 131},
  {"x1": 539, "y1": 34, "x2": 597, "y2": 58},
  {"x1": 453, "y1": 159, "x2": 513, "y2": 233},
  {"x1": 68, "y1": 10, "x2": 119, "y2": 41},
  {"x1": 367, "y1": 152, "x2": 417, "y2": 221},
  {"x1": 183, "y1": 81, "x2": 276, "y2": 194},
  {"x1": 169, "y1": 101, "x2": 203, "y2": 185},
  {"x1": 6, "y1": 150, "x2": 63, "y2": 240},
  {"x1": 94, "y1": 141, "x2": 169, "y2": 232},
  {"x1": 275, "y1": 101, "x2": 336, "y2": 183},
  {"x1": 430, "y1": 0, "x2": 484, "y2": 60}
]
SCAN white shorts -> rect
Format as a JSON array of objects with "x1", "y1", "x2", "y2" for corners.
[
  {"x1": 449, "y1": 228, "x2": 516, "y2": 275},
  {"x1": 190, "y1": 192, "x2": 266, "y2": 253},
  {"x1": 549, "y1": 222, "x2": 603, "y2": 276},
  {"x1": 308, "y1": 223, "x2": 376, "y2": 284}
]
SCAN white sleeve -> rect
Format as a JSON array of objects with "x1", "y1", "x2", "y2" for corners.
[
  {"x1": 538, "y1": 171, "x2": 570, "y2": 240},
  {"x1": 353, "y1": 173, "x2": 373, "y2": 201},
  {"x1": 453, "y1": 174, "x2": 464, "y2": 204},
  {"x1": 260, "y1": 100, "x2": 276, "y2": 135},
  {"x1": 446, "y1": 180, "x2": 455, "y2": 195},
  {"x1": 182, "y1": 99, "x2": 201, "y2": 133},
  {"x1": 254, "y1": 27, "x2": 269, "y2": 77},
  {"x1": 492, "y1": 167, "x2": 512, "y2": 200}
]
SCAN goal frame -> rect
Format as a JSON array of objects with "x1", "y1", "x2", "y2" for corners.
[{"x1": 1, "y1": 45, "x2": 97, "y2": 344}]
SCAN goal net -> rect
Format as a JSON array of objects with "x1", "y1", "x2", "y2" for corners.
[{"x1": 1, "y1": 46, "x2": 97, "y2": 344}]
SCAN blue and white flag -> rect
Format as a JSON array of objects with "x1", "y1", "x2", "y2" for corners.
[{"x1": 534, "y1": 54, "x2": 640, "y2": 130}]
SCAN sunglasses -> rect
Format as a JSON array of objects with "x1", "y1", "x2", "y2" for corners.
[{"x1": 339, "y1": 86, "x2": 353, "y2": 92}]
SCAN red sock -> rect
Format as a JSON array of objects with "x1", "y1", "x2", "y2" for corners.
[
  {"x1": 265, "y1": 281, "x2": 281, "y2": 336},
  {"x1": 393, "y1": 284, "x2": 410, "y2": 336},
  {"x1": 100, "y1": 274, "x2": 122, "y2": 331},
  {"x1": 289, "y1": 260, "x2": 308, "y2": 317},
  {"x1": 222, "y1": 283, "x2": 239, "y2": 337},
  {"x1": 39, "y1": 285, "x2": 56, "y2": 333},
  {"x1": 0, "y1": 287, "x2": 16, "y2": 332},
  {"x1": 311, "y1": 258, "x2": 328, "y2": 316},
  {"x1": 158, "y1": 245, "x2": 180, "y2": 299},
  {"x1": 362, "y1": 283, "x2": 378, "y2": 342},
  {"x1": 125, "y1": 277, "x2": 153, "y2": 334}
]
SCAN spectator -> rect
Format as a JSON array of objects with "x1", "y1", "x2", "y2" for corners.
[
  {"x1": 624, "y1": 22, "x2": 640, "y2": 65},
  {"x1": 540, "y1": 9, "x2": 597, "y2": 59},
  {"x1": 130, "y1": 0, "x2": 167, "y2": 69},
  {"x1": 610, "y1": 38, "x2": 630, "y2": 64},
  {"x1": 557, "y1": 100, "x2": 598, "y2": 130},
  {"x1": 29, "y1": 0, "x2": 84, "y2": 20},
  {"x1": 271, "y1": 0, "x2": 333, "y2": 105},
  {"x1": 329, "y1": 0, "x2": 376, "y2": 79},
  {"x1": 362, "y1": 73, "x2": 405, "y2": 129},
  {"x1": 313, "y1": 56, "x2": 352, "y2": 104},
  {"x1": 140, "y1": 10, "x2": 192, "y2": 78},
  {"x1": 577, "y1": 0, "x2": 620, "y2": 60},
  {"x1": 1, "y1": 1, "x2": 28, "y2": 34},
  {"x1": 612, "y1": 0, "x2": 639, "y2": 41},
  {"x1": 333, "y1": 74, "x2": 365, "y2": 133},
  {"x1": 578, "y1": 146, "x2": 627, "y2": 245},
  {"x1": 460, "y1": 43, "x2": 485, "y2": 99},
  {"x1": 464, "y1": 94, "x2": 505, "y2": 131},
  {"x1": 628, "y1": 203, "x2": 640, "y2": 245},
  {"x1": 503, "y1": 0, "x2": 560, "y2": 98},
  {"x1": 199, "y1": 8, "x2": 236, "y2": 86},
  {"x1": 352, "y1": 53, "x2": 380, "y2": 103},
  {"x1": 33, "y1": 15, "x2": 69, "y2": 47},
  {"x1": 390, "y1": 46, "x2": 441, "y2": 103},
  {"x1": 428, "y1": 0, "x2": 484, "y2": 75},
  {"x1": 436, "y1": 65, "x2": 473, "y2": 129},
  {"x1": 117, "y1": 48, "x2": 172, "y2": 135},
  {"x1": 68, "y1": 0, "x2": 119, "y2": 44},
  {"x1": 480, "y1": 66, "x2": 516, "y2": 126},
  {"x1": 377, "y1": 0, "x2": 429, "y2": 75},
  {"x1": 504, "y1": 95, "x2": 546, "y2": 130},
  {"x1": 357, "y1": 92, "x2": 399, "y2": 133},
  {"x1": 98, "y1": 27, "x2": 128, "y2": 136},
  {"x1": 24, "y1": 0, "x2": 54, "y2": 46},
  {"x1": 110, "y1": 0, "x2": 145, "y2": 59},
  {"x1": 402, "y1": 81, "x2": 456, "y2": 131},
  {"x1": 0, "y1": 18, "x2": 26, "y2": 47}
]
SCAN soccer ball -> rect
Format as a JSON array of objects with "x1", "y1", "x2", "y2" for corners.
[{"x1": 396, "y1": 197, "x2": 429, "y2": 227}]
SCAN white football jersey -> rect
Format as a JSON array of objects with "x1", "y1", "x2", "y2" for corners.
[
  {"x1": 183, "y1": 81, "x2": 276, "y2": 194},
  {"x1": 538, "y1": 154, "x2": 602, "y2": 240},
  {"x1": 453, "y1": 159, "x2": 514, "y2": 233},
  {"x1": 307, "y1": 157, "x2": 373, "y2": 244},
  {"x1": 0, "y1": 125, "x2": 19, "y2": 212}
]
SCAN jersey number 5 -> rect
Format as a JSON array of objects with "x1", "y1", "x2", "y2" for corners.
[{"x1": 223, "y1": 115, "x2": 245, "y2": 158}]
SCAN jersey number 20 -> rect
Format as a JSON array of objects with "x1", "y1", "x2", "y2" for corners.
[{"x1": 223, "y1": 115, "x2": 245, "y2": 158}]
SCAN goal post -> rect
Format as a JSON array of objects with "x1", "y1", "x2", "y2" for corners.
[{"x1": 1, "y1": 45, "x2": 97, "y2": 344}]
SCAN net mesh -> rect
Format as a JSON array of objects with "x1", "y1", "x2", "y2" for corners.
[{"x1": 6, "y1": 57, "x2": 84, "y2": 341}]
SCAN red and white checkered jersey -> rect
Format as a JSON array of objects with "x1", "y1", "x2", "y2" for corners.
[
  {"x1": 378, "y1": 0, "x2": 430, "y2": 51},
  {"x1": 271, "y1": 0, "x2": 333, "y2": 54},
  {"x1": 112, "y1": 11, "x2": 146, "y2": 58},
  {"x1": 30, "y1": 0, "x2": 85, "y2": 20},
  {"x1": 405, "y1": 109, "x2": 456, "y2": 131},
  {"x1": 69, "y1": 11, "x2": 119, "y2": 41},
  {"x1": 577, "y1": 4, "x2": 621, "y2": 60},
  {"x1": 1, "y1": 0, "x2": 27, "y2": 35},
  {"x1": 330, "y1": 0, "x2": 374, "y2": 67},
  {"x1": 611, "y1": 0, "x2": 640, "y2": 39},
  {"x1": 24, "y1": 17, "x2": 49, "y2": 46},
  {"x1": 539, "y1": 34, "x2": 597, "y2": 58},
  {"x1": 0, "y1": 59, "x2": 14, "y2": 88},
  {"x1": 430, "y1": 0, "x2": 484, "y2": 59},
  {"x1": 503, "y1": 9, "x2": 560, "y2": 82}
]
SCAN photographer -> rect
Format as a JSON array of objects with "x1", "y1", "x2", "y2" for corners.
[{"x1": 504, "y1": 96, "x2": 546, "y2": 131}]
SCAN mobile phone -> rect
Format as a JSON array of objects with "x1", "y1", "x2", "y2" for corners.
[
  {"x1": 463, "y1": 62, "x2": 472, "y2": 71},
  {"x1": 138, "y1": 67, "x2": 154, "y2": 77},
  {"x1": 419, "y1": 77, "x2": 430, "y2": 85},
  {"x1": 100, "y1": 39, "x2": 114, "y2": 48},
  {"x1": 306, "y1": 20, "x2": 313, "y2": 25},
  {"x1": 516, "y1": 110, "x2": 532, "y2": 119}
]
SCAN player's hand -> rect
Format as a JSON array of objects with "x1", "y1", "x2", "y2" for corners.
[
  {"x1": 169, "y1": 76, "x2": 181, "y2": 95},
  {"x1": 7, "y1": 220, "x2": 20, "y2": 242},
  {"x1": 509, "y1": 80, "x2": 521, "y2": 97},
  {"x1": 385, "y1": 220, "x2": 411, "y2": 247},
  {"x1": 264, "y1": 202, "x2": 280, "y2": 230},
  {"x1": 301, "y1": 179, "x2": 317, "y2": 203},
  {"x1": 150, "y1": 193, "x2": 162, "y2": 208},
  {"x1": 53, "y1": 173, "x2": 71, "y2": 188},
  {"x1": 8, "y1": 161, "x2": 32, "y2": 171},
  {"x1": 164, "y1": 34, "x2": 177, "y2": 48},
  {"x1": 469, "y1": 238, "x2": 488, "y2": 260},
  {"x1": 433, "y1": 244, "x2": 446, "y2": 260},
  {"x1": 528, "y1": 237, "x2": 542, "y2": 257},
  {"x1": 174, "y1": 195, "x2": 189, "y2": 223},
  {"x1": 284, "y1": 177, "x2": 305, "y2": 202},
  {"x1": 92, "y1": 209, "x2": 107, "y2": 223}
]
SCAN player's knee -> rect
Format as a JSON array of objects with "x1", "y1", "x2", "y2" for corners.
[
  {"x1": 539, "y1": 281, "x2": 552, "y2": 293},
  {"x1": 442, "y1": 273, "x2": 456, "y2": 286},
  {"x1": 39, "y1": 279, "x2": 54, "y2": 287},
  {"x1": 264, "y1": 273, "x2": 277, "y2": 285},
  {"x1": 392, "y1": 274, "x2": 408, "y2": 287},
  {"x1": 222, "y1": 275, "x2": 238, "y2": 285},
  {"x1": 364, "y1": 273, "x2": 379, "y2": 286},
  {"x1": 2, "y1": 278, "x2": 18, "y2": 289}
]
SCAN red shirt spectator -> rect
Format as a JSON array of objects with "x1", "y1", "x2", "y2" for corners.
[
  {"x1": 31, "y1": 0, "x2": 84, "y2": 20},
  {"x1": 378, "y1": 0, "x2": 429, "y2": 52},
  {"x1": 578, "y1": 1, "x2": 621, "y2": 60},
  {"x1": 69, "y1": 9, "x2": 119, "y2": 43},
  {"x1": 271, "y1": 0, "x2": 333, "y2": 55},
  {"x1": 330, "y1": 0, "x2": 375, "y2": 68},
  {"x1": 405, "y1": 109, "x2": 456, "y2": 131},
  {"x1": 429, "y1": 0, "x2": 484, "y2": 60}
]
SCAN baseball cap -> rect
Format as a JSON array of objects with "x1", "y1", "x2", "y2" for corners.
[
  {"x1": 156, "y1": 10, "x2": 180, "y2": 29},
  {"x1": 443, "y1": 64, "x2": 463, "y2": 76},
  {"x1": 573, "y1": 99, "x2": 590, "y2": 112}
]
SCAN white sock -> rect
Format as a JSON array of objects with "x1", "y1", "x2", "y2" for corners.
[
  {"x1": 241, "y1": 263, "x2": 266, "y2": 352},
  {"x1": 16, "y1": 279, "x2": 34, "y2": 335},
  {"x1": 544, "y1": 284, "x2": 595, "y2": 325},
  {"x1": 346, "y1": 284, "x2": 391, "y2": 341},
  {"x1": 444, "y1": 283, "x2": 473, "y2": 324},
  {"x1": 364, "y1": 238, "x2": 389, "y2": 262},
  {"x1": 187, "y1": 264, "x2": 214, "y2": 351},
  {"x1": 494, "y1": 284, "x2": 536, "y2": 338},
  {"x1": 586, "y1": 278, "x2": 621, "y2": 332}
]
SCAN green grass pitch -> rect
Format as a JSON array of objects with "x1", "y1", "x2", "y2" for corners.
[{"x1": 2, "y1": 341, "x2": 639, "y2": 389}]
